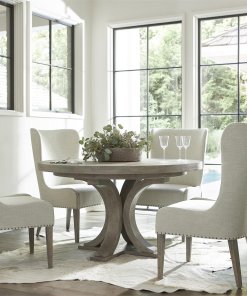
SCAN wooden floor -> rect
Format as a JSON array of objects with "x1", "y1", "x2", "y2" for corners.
[{"x1": 0, "y1": 210, "x2": 246, "y2": 296}]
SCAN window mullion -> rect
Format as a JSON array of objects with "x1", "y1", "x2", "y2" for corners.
[
  {"x1": 49, "y1": 20, "x2": 52, "y2": 111},
  {"x1": 113, "y1": 28, "x2": 116, "y2": 125},
  {"x1": 8, "y1": 5, "x2": 14, "y2": 110},
  {"x1": 237, "y1": 16, "x2": 240, "y2": 121},
  {"x1": 146, "y1": 26, "x2": 149, "y2": 147}
]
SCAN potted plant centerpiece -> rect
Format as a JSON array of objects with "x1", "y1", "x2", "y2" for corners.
[{"x1": 79, "y1": 124, "x2": 149, "y2": 162}]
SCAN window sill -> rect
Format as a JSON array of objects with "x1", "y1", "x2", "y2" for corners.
[
  {"x1": 0, "y1": 110, "x2": 24, "y2": 117},
  {"x1": 29, "y1": 110, "x2": 83, "y2": 120}
]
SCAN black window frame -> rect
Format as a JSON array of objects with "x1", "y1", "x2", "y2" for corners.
[
  {"x1": 112, "y1": 21, "x2": 182, "y2": 143},
  {"x1": 0, "y1": 1, "x2": 14, "y2": 110},
  {"x1": 198, "y1": 13, "x2": 247, "y2": 165},
  {"x1": 32, "y1": 13, "x2": 75, "y2": 113}
]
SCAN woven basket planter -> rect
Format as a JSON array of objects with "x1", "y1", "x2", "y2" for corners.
[{"x1": 97, "y1": 148, "x2": 142, "y2": 162}]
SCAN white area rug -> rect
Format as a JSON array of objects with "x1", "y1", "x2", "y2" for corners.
[{"x1": 0, "y1": 227, "x2": 246, "y2": 294}]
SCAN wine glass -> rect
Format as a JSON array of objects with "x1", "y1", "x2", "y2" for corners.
[
  {"x1": 175, "y1": 136, "x2": 183, "y2": 159},
  {"x1": 182, "y1": 136, "x2": 191, "y2": 160},
  {"x1": 159, "y1": 136, "x2": 169, "y2": 159}
]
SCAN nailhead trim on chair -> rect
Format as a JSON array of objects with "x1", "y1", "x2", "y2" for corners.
[
  {"x1": 56, "y1": 204, "x2": 102, "y2": 209},
  {"x1": 1, "y1": 224, "x2": 54, "y2": 230},
  {"x1": 156, "y1": 231, "x2": 246, "y2": 240}
]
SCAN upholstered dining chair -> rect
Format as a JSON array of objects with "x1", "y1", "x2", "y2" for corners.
[
  {"x1": 137, "y1": 128, "x2": 208, "y2": 208},
  {"x1": 30, "y1": 128, "x2": 103, "y2": 243},
  {"x1": 156, "y1": 122, "x2": 247, "y2": 288},
  {"x1": 0, "y1": 193, "x2": 53, "y2": 268}
]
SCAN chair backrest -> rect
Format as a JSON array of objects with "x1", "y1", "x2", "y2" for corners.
[
  {"x1": 203, "y1": 122, "x2": 247, "y2": 238},
  {"x1": 150, "y1": 128, "x2": 208, "y2": 186},
  {"x1": 214, "y1": 123, "x2": 247, "y2": 223},
  {"x1": 30, "y1": 128, "x2": 81, "y2": 188}
]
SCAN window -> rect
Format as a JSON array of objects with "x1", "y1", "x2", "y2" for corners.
[
  {"x1": 198, "y1": 14, "x2": 247, "y2": 192},
  {"x1": 0, "y1": 2, "x2": 13, "y2": 110},
  {"x1": 113, "y1": 22, "x2": 182, "y2": 142},
  {"x1": 32, "y1": 14, "x2": 74, "y2": 113}
]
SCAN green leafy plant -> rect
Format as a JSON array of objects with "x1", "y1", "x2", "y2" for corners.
[{"x1": 79, "y1": 124, "x2": 149, "y2": 161}]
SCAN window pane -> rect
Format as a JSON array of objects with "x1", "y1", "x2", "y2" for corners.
[
  {"x1": 202, "y1": 164, "x2": 221, "y2": 199},
  {"x1": 115, "y1": 116, "x2": 146, "y2": 138},
  {"x1": 239, "y1": 115, "x2": 247, "y2": 123},
  {"x1": 115, "y1": 27, "x2": 147, "y2": 71},
  {"x1": 201, "y1": 65, "x2": 238, "y2": 114},
  {"x1": 240, "y1": 16, "x2": 247, "y2": 63},
  {"x1": 148, "y1": 23, "x2": 181, "y2": 68},
  {"x1": 201, "y1": 115, "x2": 237, "y2": 163},
  {"x1": 0, "y1": 4, "x2": 12, "y2": 110},
  {"x1": 148, "y1": 68, "x2": 182, "y2": 115},
  {"x1": 51, "y1": 68, "x2": 71, "y2": 112},
  {"x1": 200, "y1": 17, "x2": 238, "y2": 65},
  {"x1": 32, "y1": 64, "x2": 50, "y2": 111},
  {"x1": 0, "y1": 57, "x2": 8, "y2": 109},
  {"x1": 32, "y1": 15, "x2": 49, "y2": 64},
  {"x1": 52, "y1": 22, "x2": 72, "y2": 68},
  {"x1": 115, "y1": 115, "x2": 182, "y2": 142},
  {"x1": 240, "y1": 64, "x2": 247, "y2": 113},
  {"x1": 114, "y1": 70, "x2": 147, "y2": 116},
  {"x1": 149, "y1": 115, "x2": 181, "y2": 130},
  {"x1": 0, "y1": 5, "x2": 9, "y2": 57}
]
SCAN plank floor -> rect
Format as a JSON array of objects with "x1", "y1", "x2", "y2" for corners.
[{"x1": 0, "y1": 210, "x2": 245, "y2": 296}]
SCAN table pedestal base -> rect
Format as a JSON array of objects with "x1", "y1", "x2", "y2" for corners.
[
  {"x1": 76, "y1": 178, "x2": 167, "y2": 262},
  {"x1": 78, "y1": 241, "x2": 157, "y2": 262}
]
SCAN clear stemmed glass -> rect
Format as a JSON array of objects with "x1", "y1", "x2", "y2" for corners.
[
  {"x1": 175, "y1": 136, "x2": 183, "y2": 159},
  {"x1": 182, "y1": 136, "x2": 191, "y2": 159},
  {"x1": 159, "y1": 136, "x2": 169, "y2": 159}
]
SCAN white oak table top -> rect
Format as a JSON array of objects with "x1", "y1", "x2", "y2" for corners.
[{"x1": 38, "y1": 158, "x2": 203, "y2": 180}]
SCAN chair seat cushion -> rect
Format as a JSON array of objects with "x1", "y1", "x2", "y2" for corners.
[
  {"x1": 137, "y1": 184, "x2": 202, "y2": 208},
  {"x1": 50, "y1": 184, "x2": 103, "y2": 208},
  {"x1": 155, "y1": 199, "x2": 226, "y2": 238},
  {"x1": 0, "y1": 194, "x2": 54, "y2": 230}
]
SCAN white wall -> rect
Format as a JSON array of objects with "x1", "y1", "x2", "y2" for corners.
[
  {"x1": 0, "y1": 116, "x2": 81, "y2": 197},
  {"x1": 0, "y1": 0, "x2": 92, "y2": 198}
]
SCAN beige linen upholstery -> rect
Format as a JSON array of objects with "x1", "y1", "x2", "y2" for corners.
[
  {"x1": 137, "y1": 128, "x2": 208, "y2": 208},
  {"x1": 156, "y1": 122, "x2": 247, "y2": 288},
  {"x1": 0, "y1": 194, "x2": 53, "y2": 268},
  {"x1": 30, "y1": 128, "x2": 102, "y2": 243}
]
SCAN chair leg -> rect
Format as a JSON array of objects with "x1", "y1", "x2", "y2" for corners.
[
  {"x1": 228, "y1": 239, "x2": 242, "y2": 289},
  {"x1": 29, "y1": 228, "x2": 34, "y2": 254},
  {"x1": 73, "y1": 209, "x2": 80, "y2": 243},
  {"x1": 45, "y1": 226, "x2": 53, "y2": 269},
  {"x1": 36, "y1": 227, "x2": 41, "y2": 237},
  {"x1": 186, "y1": 236, "x2": 192, "y2": 262},
  {"x1": 66, "y1": 208, "x2": 71, "y2": 231},
  {"x1": 157, "y1": 233, "x2": 166, "y2": 280}
]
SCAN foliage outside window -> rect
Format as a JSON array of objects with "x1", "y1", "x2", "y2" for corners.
[
  {"x1": 0, "y1": 3, "x2": 13, "y2": 110},
  {"x1": 199, "y1": 15, "x2": 247, "y2": 190},
  {"x1": 32, "y1": 14, "x2": 74, "y2": 113},
  {"x1": 113, "y1": 22, "x2": 182, "y2": 144},
  {"x1": 199, "y1": 15, "x2": 247, "y2": 164}
]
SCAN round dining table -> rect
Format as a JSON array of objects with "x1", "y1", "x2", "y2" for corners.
[{"x1": 38, "y1": 158, "x2": 202, "y2": 262}]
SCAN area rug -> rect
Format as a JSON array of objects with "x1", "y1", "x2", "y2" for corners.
[{"x1": 0, "y1": 226, "x2": 246, "y2": 294}]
